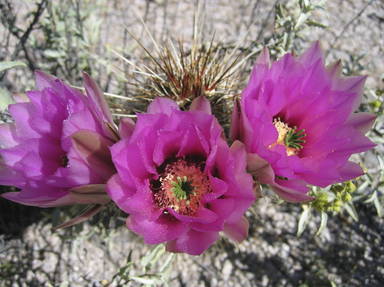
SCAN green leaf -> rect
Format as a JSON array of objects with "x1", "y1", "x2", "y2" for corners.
[
  {"x1": 159, "y1": 254, "x2": 175, "y2": 273},
  {"x1": 297, "y1": 205, "x2": 311, "y2": 237},
  {"x1": 365, "y1": 191, "x2": 383, "y2": 217},
  {"x1": 141, "y1": 244, "x2": 166, "y2": 268},
  {"x1": 315, "y1": 211, "x2": 328, "y2": 236},
  {"x1": 344, "y1": 202, "x2": 359, "y2": 221},
  {"x1": 373, "y1": 193, "x2": 383, "y2": 217},
  {"x1": 295, "y1": 13, "x2": 310, "y2": 30},
  {"x1": 0, "y1": 61, "x2": 26, "y2": 73},
  {"x1": 43, "y1": 49, "x2": 66, "y2": 59},
  {"x1": 0, "y1": 87, "x2": 14, "y2": 111},
  {"x1": 356, "y1": 180, "x2": 370, "y2": 193},
  {"x1": 130, "y1": 274, "x2": 163, "y2": 285},
  {"x1": 306, "y1": 19, "x2": 328, "y2": 29}
]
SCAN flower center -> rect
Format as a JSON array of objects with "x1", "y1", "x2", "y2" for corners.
[
  {"x1": 270, "y1": 118, "x2": 306, "y2": 156},
  {"x1": 171, "y1": 176, "x2": 194, "y2": 200},
  {"x1": 151, "y1": 157, "x2": 211, "y2": 216}
]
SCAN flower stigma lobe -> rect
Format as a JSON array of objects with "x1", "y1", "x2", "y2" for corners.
[
  {"x1": 151, "y1": 157, "x2": 212, "y2": 216},
  {"x1": 270, "y1": 118, "x2": 306, "y2": 156}
]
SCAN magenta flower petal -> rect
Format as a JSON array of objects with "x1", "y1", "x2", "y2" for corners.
[
  {"x1": 167, "y1": 206, "x2": 218, "y2": 224},
  {"x1": 272, "y1": 179, "x2": 312, "y2": 202},
  {"x1": 67, "y1": 191, "x2": 110, "y2": 205},
  {"x1": 107, "y1": 97, "x2": 256, "y2": 255},
  {"x1": 298, "y1": 41, "x2": 322, "y2": 66},
  {"x1": 118, "y1": 141, "x2": 155, "y2": 182},
  {"x1": 152, "y1": 131, "x2": 183, "y2": 166},
  {"x1": 202, "y1": 176, "x2": 228, "y2": 202},
  {"x1": 34, "y1": 70, "x2": 57, "y2": 90},
  {"x1": 223, "y1": 216, "x2": 249, "y2": 242},
  {"x1": 109, "y1": 139, "x2": 140, "y2": 186},
  {"x1": 176, "y1": 128, "x2": 209, "y2": 157},
  {"x1": 230, "y1": 100, "x2": 241, "y2": 141},
  {"x1": 106, "y1": 174, "x2": 134, "y2": 202},
  {"x1": 62, "y1": 110, "x2": 104, "y2": 149},
  {"x1": 2, "y1": 188, "x2": 70, "y2": 207},
  {"x1": 166, "y1": 229, "x2": 219, "y2": 255},
  {"x1": 71, "y1": 131, "x2": 115, "y2": 181},
  {"x1": 191, "y1": 198, "x2": 235, "y2": 232},
  {"x1": 83, "y1": 72, "x2": 114, "y2": 124},
  {"x1": 0, "y1": 72, "x2": 117, "y2": 207},
  {"x1": 119, "y1": 118, "x2": 136, "y2": 139},
  {"x1": 246, "y1": 153, "x2": 276, "y2": 184},
  {"x1": 8, "y1": 102, "x2": 40, "y2": 139},
  {"x1": 120, "y1": 185, "x2": 162, "y2": 220},
  {"x1": 0, "y1": 164, "x2": 23, "y2": 186},
  {"x1": 348, "y1": 113, "x2": 376, "y2": 134},
  {"x1": 147, "y1": 97, "x2": 180, "y2": 115},
  {"x1": 233, "y1": 42, "x2": 375, "y2": 201},
  {"x1": 337, "y1": 161, "x2": 364, "y2": 180},
  {"x1": 128, "y1": 214, "x2": 189, "y2": 245},
  {"x1": 0, "y1": 124, "x2": 17, "y2": 148},
  {"x1": 190, "y1": 96, "x2": 212, "y2": 114}
]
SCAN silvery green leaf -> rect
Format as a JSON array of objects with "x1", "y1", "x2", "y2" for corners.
[
  {"x1": 375, "y1": 137, "x2": 384, "y2": 144},
  {"x1": 0, "y1": 87, "x2": 14, "y2": 111},
  {"x1": 159, "y1": 254, "x2": 175, "y2": 273},
  {"x1": 306, "y1": 19, "x2": 327, "y2": 29},
  {"x1": 43, "y1": 49, "x2": 66, "y2": 58},
  {"x1": 344, "y1": 202, "x2": 359, "y2": 222},
  {"x1": 357, "y1": 180, "x2": 370, "y2": 193},
  {"x1": 295, "y1": 13, "x2": 309, "y2": 29},
  {"x1": 364, "y1": 191, "x2": 377, "y2": 204},
  {"x1": 366, "y1": 191, "x2": 383, "y2": 217},
  {"x1": 378, "y1": 156, "x2": 384, "y2": 177},
  {"x1": 0, "y1": 61, "x2": 26, "y2": 73},
  {"x1": 317, "y1": 0, "x2": 327, "y2": 7},
  {"x1": 369, "y1": 89, "x2": 379, "y2": 99},
  {"x1": 141, "y1": 244, "x2": 166, "y2": 268},
  {"x1": 130, "y1": 274, "x2": 163, "y2": 285},
  {"x1": 297, "y1": 205, "x2": 311, "y2": 237},
  {"x1": 57, "y1": 22, "x2": 65, "y2": 32},
  {"x1": 300, "y1": 0, "x2": 310, "y2": 8},
  {"x1": 84, "y1": 15, "x2": 102, "y2": 45},
  {"x1": 315, "y1": 212, "x2": 328, "y2": 236},
  {"x1": 373, "y1": 193, "x2": 383, "y2": 217}
]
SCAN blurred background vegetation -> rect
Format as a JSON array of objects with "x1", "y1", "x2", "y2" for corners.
[{"x1": 0, "y1": 0, "x2": 383, "y2": 286}]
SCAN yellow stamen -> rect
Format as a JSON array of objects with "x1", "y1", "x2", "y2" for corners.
[{"x1": 269, "y1": 118, "x2": 303, "y2": 156}]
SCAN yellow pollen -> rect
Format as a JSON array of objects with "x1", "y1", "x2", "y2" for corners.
[{"x1": 269, "y1": 118, "x2": 300, "y2": 156}]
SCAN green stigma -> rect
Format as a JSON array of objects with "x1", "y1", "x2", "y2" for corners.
[
  {"x1": 171, "y1": 176, "x2": 194, "y2": 200},
  {"x1": 284, "y1": 127, "x2": 306, "y2": 149}
]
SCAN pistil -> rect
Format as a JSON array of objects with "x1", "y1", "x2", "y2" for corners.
[
  {"x1": 152, "y1": 157, "x2": 211, "y2": 215},
  {"x1": 270, "y1": 118, "x2": 306, "y2": 156}
]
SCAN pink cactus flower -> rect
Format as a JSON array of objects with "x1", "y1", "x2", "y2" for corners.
[
  {"x1": 0, "y1": 71, "x2": 118, "y2": 207},
  {"x1": 107, "y1": 97, "x2": 256, "y2": 255},
  {"x1": 231, "y1": 42, "x2": 375, "y2": 202}
]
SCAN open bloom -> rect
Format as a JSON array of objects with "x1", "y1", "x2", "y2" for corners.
[
  {"x1": 107, "y1": 97, "x2": 256, "y2": 255},
  {"x1": 0, "y1": 72, "x2": 117, "y2": 207},
  {"x1": 231, "y1": 42, "x2": 375, "y2": 202}
]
